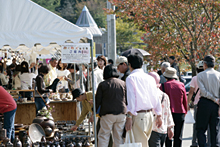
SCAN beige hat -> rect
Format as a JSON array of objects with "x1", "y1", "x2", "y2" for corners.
[
  {"x1": 163, "y1": 67, "x2": 178, "y2": 79},
  {"x1": 116, "y1": 56, "x2": 128, "y2": 66},
  {"x1": 197, "y1": 61, "x2": 203, "y2": 69}
]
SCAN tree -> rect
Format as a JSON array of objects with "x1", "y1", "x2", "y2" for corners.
[
  {"x1": 32, "y1": 0, "x2": 61, "y2": 14},
  {"x1": 108, "y1": 0, "x2": 220, "y2": 76},
  {"x1": 116, "y1": 18, "x2": 145, "y2": 54},
  {"x1": 56, "y1": 0, "x2": 107, "y2": 28}
]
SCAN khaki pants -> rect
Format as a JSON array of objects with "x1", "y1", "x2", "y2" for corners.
[
  {"x1": 132, "y1": 111, "x2": 153, "y2": 147},
  {"x1": 98, "y1": 114, "x2": 126, "y2": 147}
]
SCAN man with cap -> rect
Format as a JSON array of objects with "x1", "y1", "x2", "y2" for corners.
[
  {"x1": 168, "y1": 56, "x2": 183, "y2": 82},
  {"x1": 116, "y1": 56, "x2": 130, "y2": 81},
  {"x1": 70, "y1": 88, "x2": 93, "y2": 131},
  {"x1": 160, "y1": 67, "x2": 187, "y2": 147},
  {"x1": 187, "y1": 61, "x2": 205, "y2": 147},
  {"x1": 196, "y1": 55, "x2": 220, "y2": 147}
]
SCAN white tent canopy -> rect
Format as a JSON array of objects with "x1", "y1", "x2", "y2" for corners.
[{"x1": 0, "y1": 0, "x2": 93, "y2": 49}]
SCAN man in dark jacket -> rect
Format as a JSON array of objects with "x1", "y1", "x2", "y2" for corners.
[{"x1": 96, "y1": 64, "x2": 127, "y2": 147}]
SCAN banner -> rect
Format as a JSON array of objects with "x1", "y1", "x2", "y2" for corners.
[{"x1": 61, "y1": 43, "x2": 90, "y2": 63}]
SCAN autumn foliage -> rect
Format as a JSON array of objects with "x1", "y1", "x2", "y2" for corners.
[{"x1": 108, "y1": 0, "x2": 220, "y2": 75}]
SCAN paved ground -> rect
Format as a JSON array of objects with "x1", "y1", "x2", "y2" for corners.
[{"x1": 182, "y1": 122, "x2": 193, "y2": 147}]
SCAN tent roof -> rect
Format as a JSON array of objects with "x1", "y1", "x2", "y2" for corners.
[
  {"x1": 0, "y1": 0, "x2": 93, "y2": 49},
  {"x1": 76, "y1": 6, "x2": 102, "y2": 37}
]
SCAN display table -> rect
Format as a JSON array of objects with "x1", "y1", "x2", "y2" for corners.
[{"x1": 15, "y1": 100, "x2": 77, "y2": 125}]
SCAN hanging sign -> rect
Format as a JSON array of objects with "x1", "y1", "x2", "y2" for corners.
[{"x1": 61, "y1": 43, "x2": 90, "y2": 63}]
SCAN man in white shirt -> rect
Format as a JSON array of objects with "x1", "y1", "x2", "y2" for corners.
[
  {"x1": 196, "y1": 55, "x2": 220, "y2": 147},
  {"x1": 125, "y1": 54, "x2": 162, "y2": 147}
]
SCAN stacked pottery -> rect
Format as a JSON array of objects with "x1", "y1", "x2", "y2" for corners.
[{"x1": 32, "y1": 117, "x2": 55, "y2": 137}]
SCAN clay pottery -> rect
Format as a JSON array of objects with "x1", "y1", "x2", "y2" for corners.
[
  {"x1": 32, "y1": 142, "x2": 40, "y2": 147},
  {"x1": 44, "y1": 127, "x2": 53, "y2": 137},
  {"x1": 33, "y1": 116, "x2": 47, "y2": 125},
  {"x1": 59, "y1": 141, "x2": 65, "y2": 147},
  {"x1": 13, "y1": 136, "x2": 22, "y2": 147},
  {"x1": 0, "y1": 128, "x2": 6, "y2": 140},
  {"x1": 66, "y1": 143, "x2": 74, "y2": 147},
  {"x1": 0, "y1": 143, "x2": 5, "y2": 147},
  {"x1": 5, "y1": 141, "x2": 13, "y2": 147},
  {"x1": 23, "y1": 139, "x2": 31, "y2": 147},
  {"x1": 83, "y1": 140, "x2": 90, "y2": 147},
  {"x1": 41, "y1": 136, "x2": 46, "y2": 143},
  {"x1": 22, "y1": 135, "x2": 32, "y2": 147},
  {"x1": 40, "y1": 119, "x2": 55, "y2": 137},
  {"x1": 18, "y1": 130, "x2": 26, "y2": 144},
  {"x1": 40, "y1": 119, "x2": 55, "y2": 131}
]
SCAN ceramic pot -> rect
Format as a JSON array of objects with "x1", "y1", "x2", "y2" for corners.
[
  {"x1": 40, "y1": 119, "x2": 55, "y2": 137},
  {"x1": 13, "y1": 136, "x2": 22, "y2": 147},
  {"x1": 32, "y1": 116, "x2": 47, "y2": 125}
]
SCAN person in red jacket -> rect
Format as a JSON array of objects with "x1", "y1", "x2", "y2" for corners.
[
  {"x1": 0, "y1": 86, "x2": 17, "y2": 142},
  {"x1": 160, "y1": 67, "x2": 187, "y2": 147}
]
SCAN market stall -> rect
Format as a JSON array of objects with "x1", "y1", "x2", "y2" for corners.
[{"x1": 0, "y1": 0, "x2": 97, "y2": 146}]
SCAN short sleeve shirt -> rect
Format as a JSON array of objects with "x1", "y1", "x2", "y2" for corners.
[{"x1": 190, "y1": 76, "x2": 200, "y2": 105}]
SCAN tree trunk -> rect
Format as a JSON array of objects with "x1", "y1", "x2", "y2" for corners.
[{"x1": 191, "y1": 62, "x2": 197, "y2": 77}]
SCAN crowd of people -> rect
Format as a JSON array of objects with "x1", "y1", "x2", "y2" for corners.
[{"x1": 0, "y1": 53, "x2": 220, "y2": 147}]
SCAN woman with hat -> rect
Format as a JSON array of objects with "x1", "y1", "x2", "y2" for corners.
[
  {"x1": 95, "y1": 64, "x2": 127, "y2": 147},
  {"x1": 160, "y1": 67, "x2": 187, "y2": 147}
]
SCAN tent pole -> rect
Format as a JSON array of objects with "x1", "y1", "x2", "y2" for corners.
[
  {"x1": 87, "y1": 64, "x2": 91, "y2": 136},
  {"x1": 89, "y1": 39, "x2": 97, "y2": 147}
]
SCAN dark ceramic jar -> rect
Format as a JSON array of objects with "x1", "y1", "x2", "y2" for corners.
[
  {"x1": 32, "y1": 116, "x2": 47, "y2": 125},
  {"x1": 13, "y1": 136, "x2": 22, "y2": 147},
  {"x1": 40, "y1": 119, "x2": 55, "y2": 137}
]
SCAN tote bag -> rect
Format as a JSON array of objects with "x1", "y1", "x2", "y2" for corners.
[
  {"x1": 120, "y1": 129, "x2": 142, "y2": 147},
  {"x1": 185, "y1": 110, "x2": 195, "y2": 124}
]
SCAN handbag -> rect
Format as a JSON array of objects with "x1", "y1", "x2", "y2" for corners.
[{"x1": 120, "y1": 129, "x2": 142, "y2": 147}]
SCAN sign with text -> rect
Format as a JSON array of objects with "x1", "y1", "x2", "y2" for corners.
[{"x1": 61, "y1": 43, "x2": 90, "y2": 63}]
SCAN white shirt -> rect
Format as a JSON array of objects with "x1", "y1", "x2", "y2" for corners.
[
  {"x1": 126, "y1": 69, "x2": 162, "y2": 115},
  {"x1": 56, "y1": 69, "x2": 70, "y2": 89},
  {"x1": 94, "y1": 67, "x2": 104, "y2": 86},
  {"x1": 20, "y1": 72, "x2": 37, "y2": 89},
  {"x1": 47, "y1": 64, "x2": 57, "y2": 85},
  {"x1": 197, "y1": 68, "x2": 220, "y2": 102}
]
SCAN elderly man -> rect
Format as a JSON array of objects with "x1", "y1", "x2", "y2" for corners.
[
  {"x1": 125, "y1": 54, "x2": 162, "y2": 147},
  {"x1": 116, "y1": 56, "x2": 130, "y2": 82},
  {"x1": 196, "y1": 55, "x2": 220, "y2": 147},
  {"x1": 160, "y1": 62, "x2": 170, "y2": 84},
  {"x1": 44, "y1": 57, "x2": 59, "y2": 86}
]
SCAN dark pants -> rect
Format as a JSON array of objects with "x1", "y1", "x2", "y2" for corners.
[
  {"x1": 149, "y1": 131, "x2": 167, "y2": 147},
  {"x1": 4, "y1": 108, "x2": 17, "y2": 142},
  {"x1": 165, "y1": 113, "x2": 185, "y2": 147},
  {"x1": 196, "y1": 97, "x2": 219, "y2": 147},
  {"x1": 35, "y1": 78, "x2": 60, "y2": 115}
]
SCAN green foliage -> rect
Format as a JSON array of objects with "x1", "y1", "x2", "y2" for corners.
[
  {"x1": 32, "y1": 0, "x2": 60, "y2": 14},
  {"x1": 32, "y1": 0, "x2": 106, "y2": 28},
  {"x1": 116, "y1": 18, "x2": 145, "y2": 54}
]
